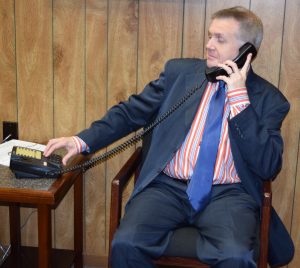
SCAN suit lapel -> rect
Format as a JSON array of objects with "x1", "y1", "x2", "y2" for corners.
[
  {"x1": 150, "y1": 70, "x2": 208, "y2": 163},
  {"x1": 152, "y1": 68, "x2": 207, "y2": 141},
  {"x1": 184, "y1": 71, "x2": 208, "y2": 129}
]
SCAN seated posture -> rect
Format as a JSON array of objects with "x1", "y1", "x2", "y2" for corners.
[{"x1": 44, "y1": 6, "x2": 294, "y2": 268}]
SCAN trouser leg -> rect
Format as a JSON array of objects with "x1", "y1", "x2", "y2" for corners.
[
  {"x1": 111, "y1": 173, "x2": 189, "y2": 268},
  {"x1": 192, "y1": 184, "x2": 260, "y2": 268}
]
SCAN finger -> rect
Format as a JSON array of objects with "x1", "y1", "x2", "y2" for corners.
[
  {"x1": 43, "y1": 139, "x2": 57, "y2": 156},
  {"x1": 223, "y1": 60, "x2": 239, "y2": 73},
  {"x1": 216, "y1": 75, "x2": 230, "y2": 84},
  {"x1": 217, "y1": 63, "x2": 233, "y2": 75},
  {"x1": 44, "y1": 140, "x2": 61, "y2": 156},
  {"x1": 62, "y1": 151, "x2": 75, "y2": 166},
  {"x1": 67, "y1": 137, "x2": 78, "y2": 151},
  {"x1": 44, "y1": 138, "x2": 65, "y2": 156},
  {"x1": 241, "y1": 53, "x2": 252, "y2": 73}
]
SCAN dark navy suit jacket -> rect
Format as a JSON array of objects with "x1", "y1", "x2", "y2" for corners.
[{"x1": 78, "y1": 59, "x2": 294, "y2": 266}]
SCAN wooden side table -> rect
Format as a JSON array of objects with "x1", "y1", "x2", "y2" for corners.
[{"x1": 0, "y1": 155, "x2": 87, "y2": 268}]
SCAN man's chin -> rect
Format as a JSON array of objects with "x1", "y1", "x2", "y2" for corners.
[
  {"x1": 206, "y1": 63, "x2": 217, "y2": 68},
  {"x1": 206, "y1": 59, "x2": 218, "y2": 68}
]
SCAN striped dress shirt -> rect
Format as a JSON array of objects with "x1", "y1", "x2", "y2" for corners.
[{"x1": 164, "y1": 82, "x2": 250, "y2": 184}]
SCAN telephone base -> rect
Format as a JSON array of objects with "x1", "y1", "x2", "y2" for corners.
[
  {"x1": 9, "y1": 146, "x2": 62, "y2": 179},
  {"x1": 12, "y1": 170, "x2": 58, "y2": 179}
]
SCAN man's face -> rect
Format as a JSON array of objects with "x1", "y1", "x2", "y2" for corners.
[{"x1": 206, "y1": 18, "x2": 244, "y2": 68}]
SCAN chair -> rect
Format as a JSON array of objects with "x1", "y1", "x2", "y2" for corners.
[{"x1": 109, "y1": 147, "x2": 272, "y2": 268}]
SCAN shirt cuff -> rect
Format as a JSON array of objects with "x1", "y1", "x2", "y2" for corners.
[
  {"x1": 72, "y1": 136, "x2": 90, "y2": 153},
  {"x1": 227, "y1": 87, "x2": 250, "y2": 118}
]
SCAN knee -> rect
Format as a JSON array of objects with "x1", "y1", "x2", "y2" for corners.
[
  {"x1": 111, "y1": 230, "x2": 136, "y2": 257},
  {"x1": 111, "y1": 230, "x2": 157, "y2": 268}
]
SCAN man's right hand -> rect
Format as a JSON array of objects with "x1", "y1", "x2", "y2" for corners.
[{"x1": 44, "y1": 137, "x2": 78, "y2": 165}]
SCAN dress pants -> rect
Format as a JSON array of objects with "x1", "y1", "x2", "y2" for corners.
[{"x1": 111, "y1": 172, "x2": 260, "y2": 268}]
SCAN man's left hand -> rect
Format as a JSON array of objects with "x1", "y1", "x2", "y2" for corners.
[{"x1": 216, "y1": 53, "x2": 252, "y2": 91}]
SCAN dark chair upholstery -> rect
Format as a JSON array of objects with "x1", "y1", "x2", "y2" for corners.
[{"x1": 109, "y1": 147, "x2": 272, "y2": 268}]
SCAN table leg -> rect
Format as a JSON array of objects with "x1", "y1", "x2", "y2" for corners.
[
  {"x1": 74, "y1": 172, "x2": 83, "y2": 268},
  {"x1": 9, "y1": 205, "x2": 21, "y2": 268},
  {"x1": 37, "y1": 205, "x2": 51, "y2": 268}
]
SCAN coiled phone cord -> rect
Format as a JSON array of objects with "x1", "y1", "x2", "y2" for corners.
[{"x1": 47, "y1": 78, "x2": 207, "y2": 177}]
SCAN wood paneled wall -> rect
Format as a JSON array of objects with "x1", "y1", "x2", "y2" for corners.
[{"x1": 0, "y1": 0, "x2": 299, "y2": 267}]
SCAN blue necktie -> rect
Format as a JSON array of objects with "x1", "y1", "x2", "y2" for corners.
[{"x1": 186, "y1": 81, "x2": 226, "y2": 212}]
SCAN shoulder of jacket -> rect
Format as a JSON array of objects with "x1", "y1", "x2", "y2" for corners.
[{"x1": 165, "y1": 58, "x2": 203, "y2": 68}]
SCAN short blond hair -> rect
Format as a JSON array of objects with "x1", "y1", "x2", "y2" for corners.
[{"x1": 212, "y1": 6, "x2": 263, "y2": 50}]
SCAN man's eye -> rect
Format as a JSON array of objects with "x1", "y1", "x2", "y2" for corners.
[{"x1": 217, "y1": 37, "x2": 225, "y2": 43}]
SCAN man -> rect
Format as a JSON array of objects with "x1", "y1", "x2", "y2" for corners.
[{"x1": 44, "y1": 6, "x2": 294, "y2": 268}]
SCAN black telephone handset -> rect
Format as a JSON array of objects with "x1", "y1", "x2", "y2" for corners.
[
  {"x1": 205, "y1": 42, "x2": 257, "y2": 82},
  {"x1": 10, "y1": 146, "x2": 62, "y2": 178}
]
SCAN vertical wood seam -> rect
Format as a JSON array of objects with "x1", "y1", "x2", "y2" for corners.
[
  {"x1": 202, "y1": 0, "x2": 208, "y2": 57},
  {"x1": 104, "y1": 0, "x2": 110, "y2": 252},
  {"x1": 181, "y1": 0, "x2": 185, "y2": 58},
  {"x1": 289, "y1": 130, "x2": 300, "y2": 235},
  {"x1": 278, "y1": 0, "x2": 287, "y2": 89},
  {"x1": 13, "y1": 0, "x2": 19, "y2": 124}
]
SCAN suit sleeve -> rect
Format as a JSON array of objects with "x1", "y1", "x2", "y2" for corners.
[
  {"x1": 228, "y1": 85, "x2": 290, "y2": 180},
  {"x1": 77, "y1": 61, "x2": 173, "y2": 153}
]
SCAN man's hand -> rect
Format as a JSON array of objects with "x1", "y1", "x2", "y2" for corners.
[
  {"x1": 44, "y1": 137, "x2": 78, "y2": 165},
  {"x1": 216, "y1": 53, "x2": 252, "y2": 90}
]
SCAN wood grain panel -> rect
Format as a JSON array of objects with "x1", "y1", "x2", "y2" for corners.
[
  {"x1": 53, "y1": 0, "x2": 85, "y2": 137},
  {"x1": 16, "y1": 0, "x2": 53, "y2": 142},
  {"x1": 105, "y1": 0, "x2": 138, "y2": 251},
  {"x1": 138, "y1": 0, "x2": 183, "y2": 88},
  {"x1": 182, "y1": 0, "x2": 206, "y2": 58},
  {"x1": 86, "y1": 0, "x2": 107, "y2": 126},
  {"x1": 15, "y1": 0, "x2": 53, "y2": 247},
  {"x1": 85, "y1": 0, "x2": 107, "y2": 257},
  {"x1": 53, "y1": 0, "x2": 85, "y2": 249},
  {"x1": 251, "y1": 0, "x2": 285, "y2": 86},
  {"x1": 279, "y1": 0, "x2": 300, "y2": 267},
  {"x1": 0, "y1": 0, "x2": 16, "y2": 244}
]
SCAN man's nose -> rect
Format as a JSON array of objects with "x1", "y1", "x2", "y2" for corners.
[{"x1": 206, "y1": 38, "x2": 214, "y2": 50}]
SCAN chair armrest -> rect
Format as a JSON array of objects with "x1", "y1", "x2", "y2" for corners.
[
  {"x1": 108, "y1": 147, "x2": 142, "y2": 256},
  {"x1": 258, "y1": 180, "x2": 272, "y2": 268}
]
